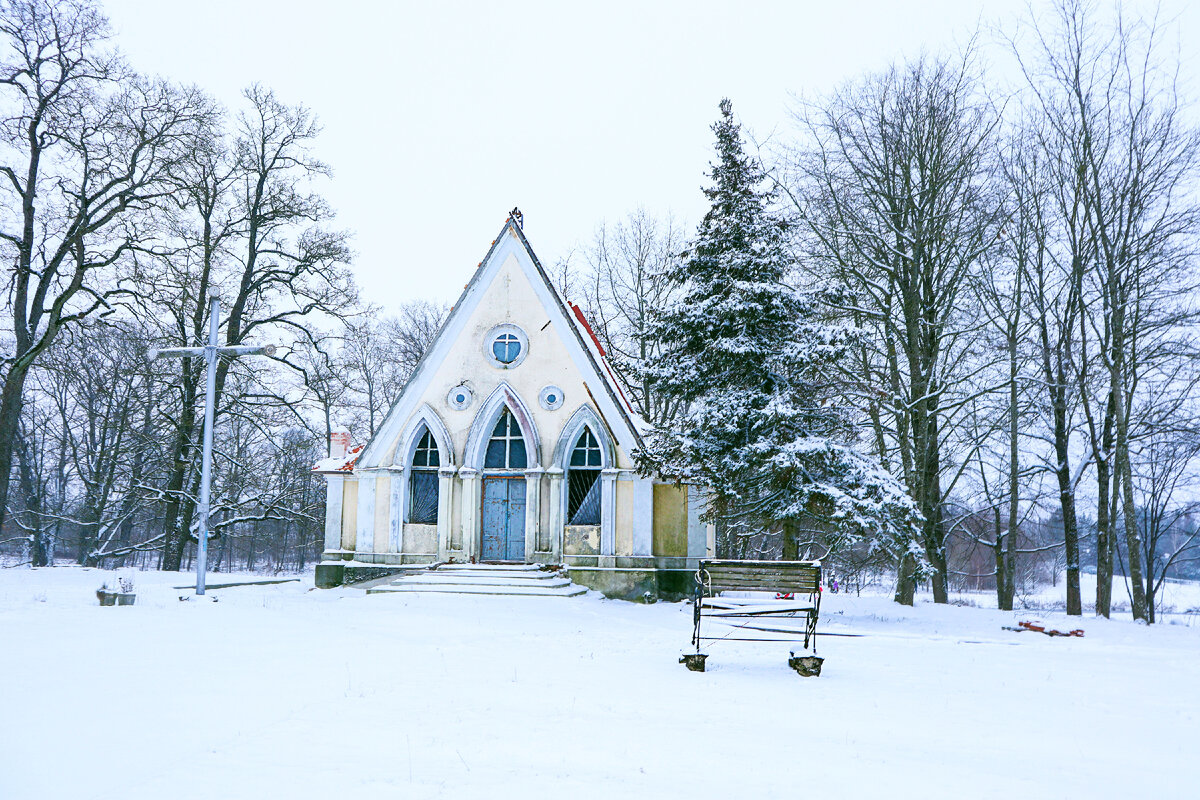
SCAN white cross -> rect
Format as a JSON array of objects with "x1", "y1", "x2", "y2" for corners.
[{"x1": 150, "y1": 290, "x2": 275, "y2": 596}]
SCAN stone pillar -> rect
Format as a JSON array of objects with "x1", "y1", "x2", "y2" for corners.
[
  {"x1": 687, "y1": 485, "x2": 707, "y2": 565},
  {"x1": 600, "y1": 468, "x2": 619, "y2": 557},
  {"x1": 388, "y1": 468, "x2": 406, "y2": 554},
  {"x1": 459, "y1": 467, "x2": 479, "y2": 559},
  {"x1": 355, "y1": 472, "x2": 377, "y2": 558},
  {"x1": 546, "y1": 467, "x2": 564, "y2": 563},
  {"x1": 631, "y1": 475, "x2": 653, "y2": 557},
  {"x1": 323, "y1": 475, "x2": 344, "y2": 554},
  {"x1": 437, "y1": 465, "x2": 456, "y2": 560},
  {"x1": 524, "y1": 467, "x2": 544, "y2": 560}
]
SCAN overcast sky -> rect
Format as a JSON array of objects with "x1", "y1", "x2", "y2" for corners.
[{"x1": 103, "y1": 0, "x2": 1198, "y2": 311}]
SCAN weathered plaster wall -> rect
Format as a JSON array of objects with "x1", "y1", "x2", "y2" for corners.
[{"x1": 652, "y1": 484, "x2": 688, "y2": 557}]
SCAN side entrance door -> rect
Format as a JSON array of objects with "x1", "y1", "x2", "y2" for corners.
[{"x1": 481, "y1": 477, "x2": 526, "y2": 561}]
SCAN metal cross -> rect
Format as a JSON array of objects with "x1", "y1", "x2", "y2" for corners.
[{"x1": 150, "y1": 290, "x2": 275, "y2": 596}]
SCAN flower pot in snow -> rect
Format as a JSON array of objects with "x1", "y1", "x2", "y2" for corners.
[{"x1": 97, "y1": 590, "x2": 136, "y2": 606}]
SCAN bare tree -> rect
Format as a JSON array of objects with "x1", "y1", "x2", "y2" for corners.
[
  {"x1": 573, "y1": 209, "x2": 685, "y2": 426},
  {"x1": 787, "y1": 50, "x2": 1003, "y2": 604},
  {"x1": 1012, "y1": 0, "x2": 1200, "y2": 619},
  {"x1": 342, "y1": 300, "x2": 446, "y2": 437},
  {"x1": 153, "y1": 84, "x2": 354, "y2": 571},
  {"x1": 1129, "y1": 395, "x2": 1200, "y2": 622},
  {"x1": 35, "y1": 320, "x2": 159, "y2": 566},
  {"x1": 0, "y1": 0, "x2": 210, "y2": 540}
]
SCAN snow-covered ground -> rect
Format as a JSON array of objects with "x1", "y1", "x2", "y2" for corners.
[{"x1": 2, "y1": 567, "x2": 1197, "y2": 800}]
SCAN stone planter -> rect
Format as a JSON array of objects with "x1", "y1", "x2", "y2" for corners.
[
  {"x1": 97, "y1": 590, "x2": 136, "y2": 607},
  {"x1": 788, "y1": 653, "x2": 823, "y2": 677}
]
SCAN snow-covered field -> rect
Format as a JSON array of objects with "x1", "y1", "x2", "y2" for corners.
[{"x1": 2, "y1": 568, "x2": 1197, "y2": 800}]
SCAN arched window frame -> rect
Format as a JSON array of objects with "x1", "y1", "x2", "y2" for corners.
[
  {"x1": 566, "y1": 427, "x2": 603, "y2": 525},
  {"x1": 407, "y1": 425, "x2": 441, "y2": 524},
  {"x1": 552, "y1": 406, "x2": 616, "y2": 534},
  {"x1": 483, "y1": 408, "x2": 529, "y2": 470},
  {"x1": 389, "y1": 406, "x2": 455, "y2": 549},
  {"x1": 464, "y1": 383, "x2": 541, "y2": 470}
]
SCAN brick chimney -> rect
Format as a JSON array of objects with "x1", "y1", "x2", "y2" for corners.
[{"x1": 329, "y1": 426, "x2": 351, "y2": 459}]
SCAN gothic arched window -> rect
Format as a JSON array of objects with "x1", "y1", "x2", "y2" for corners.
[
  {"x1": 408, "y1": 427, "x2": 440, "y2": 524},
  {"x1": 484, "y1": 409, "x2": 527, "y2": 469},
  {"x1": 567, "y1": 428, "x2": 601, "y2": 525}
]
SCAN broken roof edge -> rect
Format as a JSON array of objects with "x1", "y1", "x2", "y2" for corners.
[
  {"x1": 313, "y1": 444, "x2": 363, "y2": 474},
  {"x1": 506, "y1": 219, "x2": 648, "y2": 447}
]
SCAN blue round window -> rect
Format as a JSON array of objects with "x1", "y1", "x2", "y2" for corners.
[
  {"x1": 492, "y1": 333, "x2": 521, "y2": 364},
  {"x1": 539, "y1": 385, "x2": 564, "y2": 410}
]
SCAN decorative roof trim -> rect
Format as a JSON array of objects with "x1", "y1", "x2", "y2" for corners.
[{"x1": 356, "y1": 215, "x2": 644, "y2": 468}]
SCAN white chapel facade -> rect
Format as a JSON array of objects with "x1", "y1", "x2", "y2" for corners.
[{"x1": 314, "y1": 214, "x2": 712, "y2": 599}]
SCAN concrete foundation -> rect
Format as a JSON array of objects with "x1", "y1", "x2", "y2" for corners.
[
  {"x1": 317, "y1": 555, "x2": 698, "y2": 602},
  {"x1": 316, "y1": 560, "x2": 413, "y2": 587},
  {"x1": 566, "y1": 566, "x2": 695, "y2": 602}
]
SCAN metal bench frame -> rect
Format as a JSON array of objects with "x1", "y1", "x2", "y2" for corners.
[{"x1": 691, "y1": 559, "x2": 822, "y2": 654}]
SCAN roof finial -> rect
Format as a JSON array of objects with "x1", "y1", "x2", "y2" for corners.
[{"x1": 509, "y1": 207, "x2": 523, "y2": 228}]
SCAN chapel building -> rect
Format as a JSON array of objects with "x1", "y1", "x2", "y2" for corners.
[{"x1": 314, "y1": 213, "x2": 712, "y2": 599}]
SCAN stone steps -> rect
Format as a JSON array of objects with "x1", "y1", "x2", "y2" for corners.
[{"x1": 366, "y1": 564, "x2": 587, "y2": 598}]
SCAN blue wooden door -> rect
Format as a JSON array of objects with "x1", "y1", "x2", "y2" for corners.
[{"x1": 482, "y1": 478, "x2": 526, "y2": 561}]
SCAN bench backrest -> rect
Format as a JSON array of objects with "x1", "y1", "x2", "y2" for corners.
[{"x1": 698, "y1": 559, "x2": 821, "y2": 595}]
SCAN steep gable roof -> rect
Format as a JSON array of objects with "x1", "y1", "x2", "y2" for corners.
[{"x1": 355, "y1": 214, "x2": 644, "y2": 469}]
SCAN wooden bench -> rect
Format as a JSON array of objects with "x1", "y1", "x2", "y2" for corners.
[{"x1": 684, "y1": 559, "x2": 822, "y2": 673}]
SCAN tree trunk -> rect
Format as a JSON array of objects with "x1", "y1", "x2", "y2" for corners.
[
  {"x1": 160, "y1": 367, "x2": 201, "y2": 571},
  {"x1": 894, "y1": 550, "x2": 916, "y2": 605},
  {"x1": 1051, "y1": 394, "x2": 1082, "y2": 616},
  {"x1": 1001, "y1": 331, "x2": 1020, "y2": 611},
  {"x1": 920, "y1": 407, "x2": 948, "y2": 604},
  {"x1": 0, "y1": 368, "x2": 30, "y2": 545},
  {"x1": 1094, "y1": 392, "x2": 1116, "y2": 617},
  {"x1": 1116, "y1": 429, "x2": 1148, "y2": 621},
  {"x1": 993, "y1": 507, "x2": 1008, "y2": 609},
  {"x1": 781, "y1": 518, "x2": 799, "y2": 561}
]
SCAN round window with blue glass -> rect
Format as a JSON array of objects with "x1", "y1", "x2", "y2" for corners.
[
  {"x1": 447, "y1": 384, "x2": 473, "y2": 410},
  {"x1": 484, "y1": 325, "x2": 528, "y2": 369},
  {"x1": 493, "y1": 333, "x2": 521, "y2": 363},
  {"x1": 539, "y1": 385, "x2": 564, "y2": 410}
]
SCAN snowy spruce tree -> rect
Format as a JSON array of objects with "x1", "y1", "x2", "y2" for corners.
[{"x1": 640, "y1": 99, "x2": 918, "y2": 561}]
